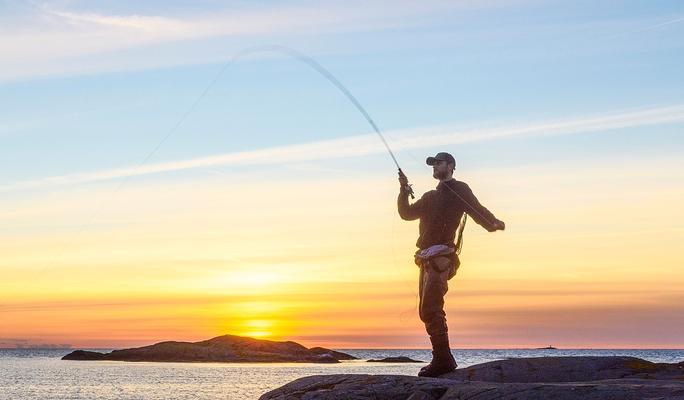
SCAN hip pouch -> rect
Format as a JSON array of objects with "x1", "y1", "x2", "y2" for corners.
[{"x1": 415, "y1": 253, "x2": 460, "y2": 280}]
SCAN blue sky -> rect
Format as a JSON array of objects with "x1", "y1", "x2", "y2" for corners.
[
  {"x1": 0, "y1": 0, "x2": 682, "y2": 213},
  {"x1": 2, "y1": 0, "x2": 682, "y2": 187}
]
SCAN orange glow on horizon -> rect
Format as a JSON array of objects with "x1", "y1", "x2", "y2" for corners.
[{"x1": 2, "y1": 162, "x2": 684, "y2": 349}]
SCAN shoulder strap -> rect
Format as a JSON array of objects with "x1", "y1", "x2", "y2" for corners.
[{"x1": 455, "y1": 213, "x2": 467, "y2": 255}]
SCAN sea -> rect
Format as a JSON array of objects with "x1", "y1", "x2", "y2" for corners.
[{"x1": 2, "y1": 348, "x2": 683, "y2": 400}]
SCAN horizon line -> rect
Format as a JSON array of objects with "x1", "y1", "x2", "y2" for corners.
[{"x1": 4, "y1": 346, "x2": 684, "y2": 350}]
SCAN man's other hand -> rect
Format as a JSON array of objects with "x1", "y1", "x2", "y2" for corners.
[{"x1": 494, "y1": 219, "x2": 505, "y2": 231}]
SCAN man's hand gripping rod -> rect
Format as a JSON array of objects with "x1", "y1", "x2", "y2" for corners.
[{"x1": 398, "y1": 168, "x2": 415, "y2": 199}]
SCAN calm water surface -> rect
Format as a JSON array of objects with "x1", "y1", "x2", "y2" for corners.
[{"x1": 2, "y1": 349, "x2": 683, "y2": 399}]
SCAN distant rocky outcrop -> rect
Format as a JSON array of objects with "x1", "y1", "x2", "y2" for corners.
[
  {"x1": 367, "y1": 356, "x2": 423, "y2": 363},
  {"x1": 62, "y1": 335, "x2": 356, "y2": 363},
  {"x1": 308, "y1": 347, "x2": 357, "y2": 361},
  {"x1": 260, "y1": 356, "x2": 684, "y2": 399}
]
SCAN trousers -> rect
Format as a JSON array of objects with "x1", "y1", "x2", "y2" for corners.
[{"x1": 418, "y1": 255, "x2": 459, "y2": 337}]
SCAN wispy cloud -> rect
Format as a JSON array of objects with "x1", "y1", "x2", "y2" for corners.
[
  {"x1": 44, "y1": 10, "x2": 181, "y2": 31},
  {"x1": 3, "y1": 104, "x2": 682, "y2": 192},
  {"x1": 0, "y1": 1, "x2": 520, "y2": 81},
  {"x1": 0, "y1": 5, "x2": 341, "y2": 68},
  {"x1": 635, "y1": 16, "x2": 684, "y2": 32}
]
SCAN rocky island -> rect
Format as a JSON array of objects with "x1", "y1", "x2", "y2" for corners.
[
  {"x1": 367, "y1": 356, "x2": 424, "y2": 363},
  {"x1": 260, "y1": 356, "x2": 684, "y2": 399},
  {"x1": 62, "y1": 334, "x2": 356, "y2": 363}
]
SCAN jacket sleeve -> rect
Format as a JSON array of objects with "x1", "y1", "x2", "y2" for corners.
[
  {"x1": 398, "y1": 188, "x2": 425, "y2": 221},
  {"x1": 457, "y1": 183, "x2": 499, "y2": 231}
]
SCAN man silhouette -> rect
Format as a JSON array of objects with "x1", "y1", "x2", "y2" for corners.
[{"x1": 398, "y1": 152, "x2": 505, "y2": 377}]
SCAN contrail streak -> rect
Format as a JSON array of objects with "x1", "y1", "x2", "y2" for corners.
[
  {"x1": 2, "y1": 104, "x2": 683, "y2": 192},
  {"x1": 605, "y1": 16, "x2": 684, "y2": 39}
]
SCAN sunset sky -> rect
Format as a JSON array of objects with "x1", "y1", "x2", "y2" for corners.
[{"x1": 1, "y1": 1, "x2": 683, "y2": 349}]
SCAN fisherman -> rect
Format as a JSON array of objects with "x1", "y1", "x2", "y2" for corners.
[{"x1": 398, "y1": 152, "x2": 505, "y2": 377}]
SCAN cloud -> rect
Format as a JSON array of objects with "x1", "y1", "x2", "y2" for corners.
[
  {"x1": 2, "y1": 104, "x2": 683, "y2": 192},
  {"x1": 0, "y1": 1, "x2": 523, "y2": 81},
  {"x1": 0, "y1": 6, "x2": 332, "y2": 69},
  {"x1": 45, "y1": 10, "x2": 183, "y2": 31}
]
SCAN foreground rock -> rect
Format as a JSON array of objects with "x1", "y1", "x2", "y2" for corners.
[
  {"x1": 62, "y1": 335, "x2": 356, "y2": 363},
  {"x1": 445, "y1": 355, "x2": 684, "y2": 382},
  {"x1": 260, "y1": 356, "x2": 684, "y2": 399}
]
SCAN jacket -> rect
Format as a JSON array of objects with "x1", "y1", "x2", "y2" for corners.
[{"x1": 398, "y1": 179, "x2": 499, "y2": 249}]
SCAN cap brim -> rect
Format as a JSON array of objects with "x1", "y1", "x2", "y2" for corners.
[{"x1": 426, "y1": 157, "x2": 437, "y2": 166}]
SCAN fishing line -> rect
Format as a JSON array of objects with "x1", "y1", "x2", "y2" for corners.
[
  {"x1": 142, "y1": 44, "x2": 408, "y2": 181},
  {"x1": 36, "y1": 44, "x2": 496, "y2": 279}
]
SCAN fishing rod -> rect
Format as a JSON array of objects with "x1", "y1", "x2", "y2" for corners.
[
  {"x1": 144, "y1": 45, "x2": 502, "y2": 247},
  {"x1": 122, "y1": 44, "x2": 505, "y2": 249}
]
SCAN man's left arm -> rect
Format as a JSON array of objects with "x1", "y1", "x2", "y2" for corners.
[{"x1": 457, "y1": 183, "x2": 505, "y2": 232}]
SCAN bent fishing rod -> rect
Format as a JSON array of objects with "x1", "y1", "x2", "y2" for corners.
[
  {"x1": 124, "y1": 44, "x2": 508, "y2": 226},
  {"x1": 106, "y1": 44, "x2": 500, "y2": 235},
  {"x1": 137, "y1": 45, "x2": 499, "y2": 232}
]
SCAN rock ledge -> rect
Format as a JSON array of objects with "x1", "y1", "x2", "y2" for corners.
[{"x1": 260, "y1": 356, "x2": 684, "y2": 399}]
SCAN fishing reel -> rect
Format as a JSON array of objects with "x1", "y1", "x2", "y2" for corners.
[{"x1": 406, "y1": 184, "x2": 415, "y2": 199}]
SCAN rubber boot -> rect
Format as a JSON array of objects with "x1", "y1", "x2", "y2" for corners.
[{"x1": 418, "y1": 334, "x2": 457, "y2": 377}]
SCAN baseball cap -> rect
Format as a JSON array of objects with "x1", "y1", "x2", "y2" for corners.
[{"x1": 426, "y1": 152, "x2": 455, "y2": 166}]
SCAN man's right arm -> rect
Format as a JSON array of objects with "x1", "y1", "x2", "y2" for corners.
[{"x1": 398, "y1": 188, "x2": 423, "y2": 221}]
